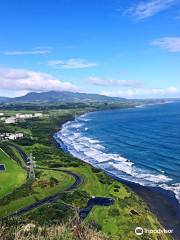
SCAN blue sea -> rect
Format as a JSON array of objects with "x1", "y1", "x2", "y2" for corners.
[{"x1": 56, "y1": 102, "x2": 180, "y2": 203}]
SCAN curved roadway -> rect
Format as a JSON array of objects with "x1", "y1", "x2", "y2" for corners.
[{"x1": 2, "y1": 143, "x2": 83, "y2": 220}]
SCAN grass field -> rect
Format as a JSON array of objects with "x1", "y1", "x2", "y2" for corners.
[
  {"x1": 0, "y1": 169, "x2": 74, "y2": 217},
  {"x1": 0, "y1": 148, "x2": 26, "y2": 199}
]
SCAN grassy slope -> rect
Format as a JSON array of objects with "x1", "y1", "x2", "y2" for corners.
[
  {"x1": 0, "y1": 169, "x2": 74, "y2": 217},
  {"x1": 0, "y1": 148, "x2": 26, "y2": 199}
]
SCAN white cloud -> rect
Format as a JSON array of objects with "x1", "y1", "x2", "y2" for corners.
[
  {"x1": 127, "y1": 0, "x2": 177, "y2": 19},
  {"x1": 0, "y1": 68, "x2": 78, "y2": 93},
  {"x1": 47, "y1": 58, "x2": 97, "y2": 69},
  {"x1": 89, "y1": 76, "x2": 143, "y2": 88},
  {"x1": 151, "y1": 37, "x2": 180, "y2": 52},
  {"x1": 89, "y1": 77, "x2": 180, "y2": 98},
  {"x1": 4, "y1": 47, "x2": 52, "y2": 56},
  {"x1": 101, "y1": 86, "x2": 180, "y2": 98}
]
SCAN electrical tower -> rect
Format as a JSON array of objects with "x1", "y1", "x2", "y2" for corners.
[{"x1": 27, "y1": 153, "x2": 36, "y2": 180}]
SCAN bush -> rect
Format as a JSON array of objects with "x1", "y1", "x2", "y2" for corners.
[
  {"x1": 97, "y1": 173, "x2": 113, "y2": 185},
  {"x1": 108, "y1": 208, "x2": 120, "y2": 217}
]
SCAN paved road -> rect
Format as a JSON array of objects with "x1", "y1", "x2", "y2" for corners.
[
  {"x1": 7, "y1": 142, "x2": 30, "y2": 163},
  {"x1": 1, "y1": 143, "x2": 83, "y2": 220},
  {"x1": 79, "y1": 197, "x2": 115, "y2": 219}
]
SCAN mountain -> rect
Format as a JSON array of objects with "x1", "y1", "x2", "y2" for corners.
[
  {"x1": 1, "y1": 91, "x2": 126, "y2": 103},
  {"x1": 0, "y1": 97, "x2": 10, "y2": 102}
]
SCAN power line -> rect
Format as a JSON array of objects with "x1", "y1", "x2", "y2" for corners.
[{"x1": 27, "y1": 153, "x2": 36, "y2": 180}]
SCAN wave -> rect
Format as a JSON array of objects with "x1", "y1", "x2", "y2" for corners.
[
  {"x1": 55, "y1": 115, "x2": 180, "y2": 204},
  {"x1": 160, "y1": 183, "x2": 180, "y2": 204}
]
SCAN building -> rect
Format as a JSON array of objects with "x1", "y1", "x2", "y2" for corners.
[
  {"x1": 0, "y1": 113, "x2": 4, "y2": 116},
  {"x1": 16, "y1": 114, "x2": 33, "y2": 119},
  {"x1": 8, "y1": 134, "x2": 17, "y2": 140},
  {"x1": 0, "y1": 132, "x2": 24, "y2": 140},
  {"x1": 5, "y1": 117, "x2": 16, "y2": 124},
  {"x1": 0, "y1": 117, "x2": 6, "y2": 121},
  {"x1": 16, "y1": 133, "x2": 24, "y2": 138},
  {"x1": 34, "y1": 113, "x2": 43, "y2": 117},
  {"x1": 15, "y1": 113, "x2": 21, "y2": 118},
  {"x1": 3, "y1": 112, "x2": 43, "y2": 125}
]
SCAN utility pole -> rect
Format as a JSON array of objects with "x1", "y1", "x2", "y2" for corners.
[{"x1": 27, "y1": 153, "x2": 36, "y2": 180}]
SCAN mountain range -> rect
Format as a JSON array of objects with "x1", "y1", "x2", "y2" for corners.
[{"x1": 0, "y1": 91, "x2": 126, "y2": 103}]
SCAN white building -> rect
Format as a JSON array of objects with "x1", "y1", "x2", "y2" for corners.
[
  {"x1": 0, "y1": 132, "x2": 24, "y2": 140},
  {"x1": 0, "y1": 113, "x2": 4, "y2": 116},
  {"x1": 11, "y1": 113, "x2": 43, "y2": 121},
  {"x1": 5, "y1": 117, "x2": 16, "y2": 124},
  {"x1": 16, "y1": 133, "x2": 24, "y2": 138},
  {"x1": 16, "y1": 114, "x2": 33, "y2": 119},
  {"x1": 15, "y1": 113, "x2": 21, "y2": 118},
  {"x1": 8, "y1": 134, "x2": 17, "y2": 140},
  {"x1": 25, "y1": 114, "x2": 33, "y2": 119},
  {"x1": 34, "y1": 113, "x2": 43, "y2": 117}
]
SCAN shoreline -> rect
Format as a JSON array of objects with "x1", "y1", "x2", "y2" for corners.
[{"x1": 54, "y1": 110, "x2": 180, "y2": 239}]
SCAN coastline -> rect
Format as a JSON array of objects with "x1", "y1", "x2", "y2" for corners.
[{"x1": 54, "y1": 111, "x2": 180, "y2": 240}]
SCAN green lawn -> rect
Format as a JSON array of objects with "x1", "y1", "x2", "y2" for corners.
[
  {"x1": 0, "y1": 148, "x2": 26, "y2": 199},
  {"x1": 0, "y1": 169, "x2": 74, "y2": 217}
]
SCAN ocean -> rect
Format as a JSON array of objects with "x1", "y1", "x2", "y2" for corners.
[{"x1": 56, "y1": 102, "x2": 180, "y2": 203}]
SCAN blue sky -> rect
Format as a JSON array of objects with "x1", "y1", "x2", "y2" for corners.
[{"x1": 0, "y1": 0, "x2": 180, "y2": 98}]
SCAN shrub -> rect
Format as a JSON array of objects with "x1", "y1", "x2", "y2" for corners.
[{"x1": 108, "y1": 208, "x2": 120, "y2": 217}]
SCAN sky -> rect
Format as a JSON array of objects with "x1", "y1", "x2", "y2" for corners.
[{"x1": 0, "y1": 0, "x2": 180, "y2": 99}]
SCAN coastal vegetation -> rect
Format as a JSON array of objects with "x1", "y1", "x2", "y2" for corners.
[
  {"x1": 0, "y1": 221, "x2": 108, "y2": 240},
  {"x1": 0, "y1": 105, "x2": 173, "y2": 240}
]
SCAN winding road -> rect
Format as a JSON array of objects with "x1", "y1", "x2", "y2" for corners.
[{"x1": 1, "y1": 143, "x2": 83, "y2": 220}]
